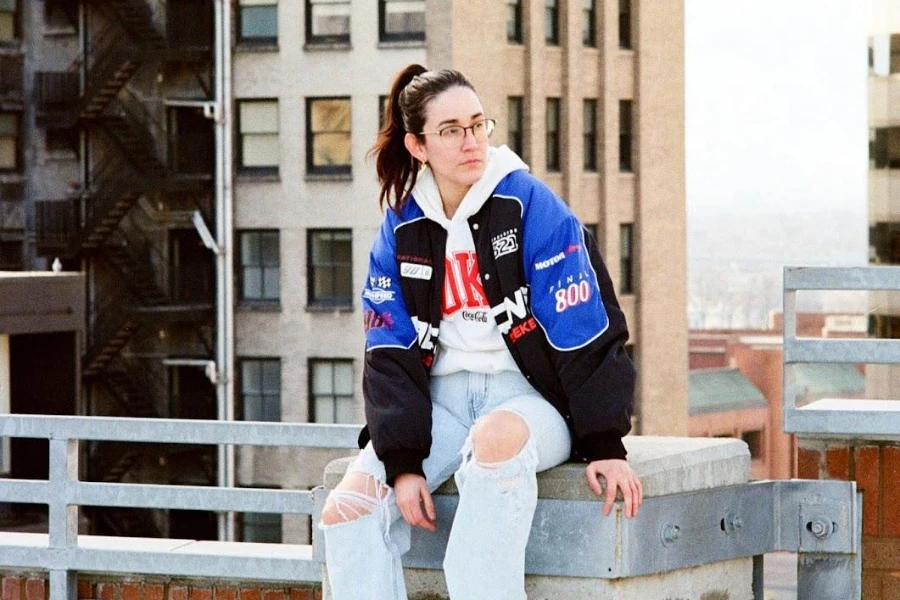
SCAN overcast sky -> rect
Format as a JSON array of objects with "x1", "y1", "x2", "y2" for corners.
[{"x1": 685, "y1": 0, "x2": 870, "y2": 221}]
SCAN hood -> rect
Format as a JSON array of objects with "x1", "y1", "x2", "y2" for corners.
[{"x1": 411, "y1": 145, "x2": 529, "y2": 228}]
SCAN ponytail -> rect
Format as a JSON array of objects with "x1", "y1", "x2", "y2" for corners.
[{"x1": 369, "y1": 64, "x2": 475, "y2": 213}]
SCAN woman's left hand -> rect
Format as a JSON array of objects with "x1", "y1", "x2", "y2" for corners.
[{"x1": 585, "y1": 459, "x2": 643, "y2": 519}]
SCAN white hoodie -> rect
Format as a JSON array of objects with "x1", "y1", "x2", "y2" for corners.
[{"x1": 410, "y1": 146, "x2": 530, "y2": 376}]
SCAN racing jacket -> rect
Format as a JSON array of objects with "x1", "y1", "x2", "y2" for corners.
[{"x1": 362, "y1": 169, "x2": 635, "y2": 485}]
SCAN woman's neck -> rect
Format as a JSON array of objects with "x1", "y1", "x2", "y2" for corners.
[{"x1": 435, "y1": 177, "x2": 470, "y2": 220}]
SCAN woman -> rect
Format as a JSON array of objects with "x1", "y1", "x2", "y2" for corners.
[{"x1": 319, "y1": 64, "x2": 642, "y2": 600}]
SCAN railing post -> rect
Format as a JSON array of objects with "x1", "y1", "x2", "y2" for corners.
[
  {"x1": 48, "y1": 438, "x2": 78, "y2": 600},
  {"x1": 796, "y1": 491, "x2": 863, "y2": 600}
]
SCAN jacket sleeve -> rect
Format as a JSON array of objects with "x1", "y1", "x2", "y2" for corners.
[
  {"x1": 523, "y1": 183, "x2": 635, "y2": 461},
  {"x1": 362, "y1": 212, "x2": 432, "y2": 485}
]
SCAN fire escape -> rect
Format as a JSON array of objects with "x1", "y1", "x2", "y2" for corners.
[{"x1": 32, "y1": 0, "x2": 216, "y2": 539}]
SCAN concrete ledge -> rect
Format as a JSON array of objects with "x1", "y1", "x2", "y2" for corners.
[{"x1": 324, "y1": 436, "x2": 751, "y2": 498}]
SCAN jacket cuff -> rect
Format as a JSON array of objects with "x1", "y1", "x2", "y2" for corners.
[
  {"x1": 578, "y1": 431, "x2": 627, "y2": 462},
  {"x1": 382, "y1": 450, "x2": 427, "y2": 487}
]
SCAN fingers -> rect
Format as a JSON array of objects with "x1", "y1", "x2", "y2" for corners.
[
  {"x1": 396, "y1": 479, "x2": 436, "y2": 531},
  {"x1": 604, "y1": 474, "x2": 617, "y2": 517},
  {"x1": 585, "y1": 465, "x2": 605, "y2": 497},
  {"x1": 586, "y1": 460, "x2": 643, "y2": 519},
  {"x1": 421, "y1": 487, "x2": 436, "y2": 523}
]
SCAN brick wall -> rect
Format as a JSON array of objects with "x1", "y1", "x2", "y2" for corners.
[
  {"x1": 798, "y1": 440, "x2": 900, "y2": 600},
  {"x1": 0, "y1": 574, "x2": 321, "y2": 600}
]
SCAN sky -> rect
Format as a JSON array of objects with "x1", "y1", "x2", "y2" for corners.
[{"x1": 685, "y1": 0, "x2": 870, "y2": 222}]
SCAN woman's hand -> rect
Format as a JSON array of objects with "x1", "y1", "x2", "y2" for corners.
[
  {"x1": 394, "y1": 473, "x2": 436, "y2": 531},
  {"x1": 585, "y1": 459, "x2": 643, "y2": 518}
]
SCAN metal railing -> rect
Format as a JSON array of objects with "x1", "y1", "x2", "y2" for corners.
[
  {"x1": 0, "y1": 415, "x2": 360, "y2": 599},
  {"x1": 783, "y1": 266, "x2": 900, "y2": 439}
]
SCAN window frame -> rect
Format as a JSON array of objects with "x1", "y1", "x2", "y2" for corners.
[
  {"x1": 0, "y1": 0, "x2": 18, "y2": 46},
  {"x1": 237, "y1": 0, "x2": 278, "y2": 46},
  {"x1": 307, "y1": 228, "x2": 353, "y2": 307},
  {"x1": 238, "y1": 229, "x2": 281, "y2": 304},
  {"x1": 378, "y1": 0, "x2": 425, "y2": 43},
  {"x1": 583, "y1": 0, "x2": 596, "y2": 47},
  {"x1": 544, "y1": 0, "x2": 559, "y2": 46},
  {"x1": 236, "y1": 99, "x2": 280, "y2": 176},
  {"x1": 583, "y1": 99, "x2": 597, "y2": 171},
  {"x1": 306, "y1": 96, "x2": 352, "y2": 176},
  {"x1": 305, "y1": 0, "x2": 350, "y2": 45},
  {"x1": 507, "y1": 96, "x2": 524, "y2": 158},
  {"x1": 507, "y1": 0, "x2": 522, "y2": 44},
  {"x1": 619, "y1": 223, "x2": 634, "y2": 295},
  {"x1": 237, "y1": 357, "x2": 282, "y2": 422},
  {"x1": 619, "y1": 0, "x2": 632, "y2": 50},
  {"x1": 619, "y1": 99, "x2": 634, "y2": 173},
  {"x1": 546, "y1": 98, "x2": 561, "y2": 172},
  {"x1": 0, "y1": 111, "x2": 22, "y2": 173},
  {"x1": 308, "y1": 358, "x2": 356, "y2": 424}
]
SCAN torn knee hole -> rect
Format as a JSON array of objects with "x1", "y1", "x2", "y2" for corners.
[{"x1": 321, "y1": 475, "x2": 389, "y2": 526}]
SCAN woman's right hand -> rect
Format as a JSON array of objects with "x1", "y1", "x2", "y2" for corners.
[{"x1": 394, "y1": 473, "x2": 436, "y2": 531}]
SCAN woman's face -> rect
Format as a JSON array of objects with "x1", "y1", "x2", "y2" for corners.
[{"x1": 407, "y1": 86, "x2": 489, "y2": 195}]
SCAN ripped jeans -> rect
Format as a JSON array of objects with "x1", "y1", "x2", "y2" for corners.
[{"x1": 319, "y1": 370, "x2": 572, "y2": 600}]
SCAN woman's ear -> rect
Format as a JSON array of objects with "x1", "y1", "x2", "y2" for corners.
[{"x1": 404, "y1": 132, "x2": 426, "y2": 164}]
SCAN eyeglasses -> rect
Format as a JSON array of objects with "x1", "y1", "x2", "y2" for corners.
[{"x1": 419, "y1": 118, "x2": 496, "y2": 144}]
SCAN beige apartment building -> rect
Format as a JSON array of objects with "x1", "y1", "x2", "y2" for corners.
[
  {"x1": 868, "y1": 1, "x2": 900, "y2": 401},
  {"x1": 232, "y1": 0, "x2": 687, "y2": 541}
]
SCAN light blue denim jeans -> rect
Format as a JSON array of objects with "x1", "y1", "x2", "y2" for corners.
[{"x1": 320, "y1": 369, "x2": 572, "y2": 600}]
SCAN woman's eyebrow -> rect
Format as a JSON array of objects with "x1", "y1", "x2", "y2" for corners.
[{"x1": 435, "y1": 112, "x2": 485, "y2": 127}]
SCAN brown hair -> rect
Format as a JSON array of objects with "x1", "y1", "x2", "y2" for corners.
[{"x1": 370, "y1": 64, "x2": 475, "y2": 212}]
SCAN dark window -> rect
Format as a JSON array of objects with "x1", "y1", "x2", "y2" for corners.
[
  {"x1": 741, "y1": 430, "x2": 763, "y2": 459},
  {"x1": 544, "y1": 0, "x2": 558, "y2": 45},
  {"x1": 308, "y1": 229, "x2": 352, "y2": 306},
  {"x1": 0, "y1": 240, "x2": 21, "y2": 270},
  {"x1": 309, "y1": 359, "x2": 355, "y2": 423},
  {"x1": 507, "y1": 97, "x2": 523, "y2": 158},
  {"x1": 870, "y1": 222, "x2": 900, "y2": 265},
  {"x1": 169, "y1": 107, "x2": 214, "y2": 175},
  {"x1": 546, "y1": 98, "x2": 560, "y2": 171},
  {"x1": 583, "y1": 99, "x2": 597, "y2": 171},
  {"x1": 619, "y1": 0, "x2": 631, "y2": 49},
  {"x1": 238, "y1": 489, "x2": 283, "y2": 543},
  {"x1": 238, "y1": 100, "x2": 279, "y2": 174},
  {"x1": 0, "y1": 0, "x2": 16, "y2": 44},
  {"x1": 239, "y1": 230, "x2": 280, "y2": 302},
  {"x1": 307, "y1": 97, "x2": 351, "y2": 175},
  {"x1": 507, "y1": 0, "x2": 522, "y2": 43},
  {"x1": 45, "y1": 127, "x2": 79, "y2": 157},
  {"x1": 619, "y1": 99, "x2": 633, "y2": 172},
  {"x1": 583, "y1": 0, "x2": 596, "y2": 46},
  {"x1": 0, "y1": 112, "x2": 20, "y2": 172},
  {"x1": 870, "y1": 127, "x2": 900, "y2": 169},
  {"x1": 43, "y1": 2, "x2": 75, "y2": 31},
  {"x1": 238, "y1": 0, "x2": 277, "y2": 45},
  {"x1": 620, "y1": 223, "x2": 634, "y2": 294},
  {"x1": 238, "y1": 359, "x2": 281, "y2": 421},
  {"x1": 306, "y1": 0, "x2": 350, "y2": 44},
  {"x1": 379, "y1": 0, "x2": 425, "y2": 42}
]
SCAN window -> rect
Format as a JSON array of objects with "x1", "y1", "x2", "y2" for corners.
[
  {"x1": 620, "y1": 223, "x2": 634, "y2": 294},
  {"x1": 308, "y1": 229, "x2": 352, "y2": 306},
  {"x1": 238, "y1": 492, "x2": 283, "y2": 543},
  {"x1": 619, "y1": 100, "x2": 633, "y2": 172},
  {"x1": 306, "y1": 0, "x2": 350, "y2": 44},
  {"x1": 507, "y1": 0, "x2": 522, "y2": 43},
  {"x1": 238, "y1": 100, "x2": 279, "y2": 174},
  {"x1": 0, "y1": 0, "x2": 15, "y2": 44},
  {"x1": 44, "y1": 2, "x2": 75, "y2": 31},
  {"x1": 544, "y1": 0, "x2": 558, "y2": 45},
  {"x1": 307, "y1": 97, "x2": 351, "y2": 175},
  {"x1": 238, "y1": 0, "x2": 277, "y2": 45},
  {"x1": 310, "y1": 359, "x2": 354, "y2": 423},
  {"x1": 870, "y1": 127, "x2": 900, "y2": 169},
  {"x1": 583, "y1": 99, "x2": 597, "y2": 171},
  {"x1": 0, "y1": 240, "x2": 21, "y2": 270},
  {"x1": 546, "y1": 98, "x2": 560, "y2": 172},
  {"x1": 46, "y1": 127, "x2": 79, "y2": 157},
  {"x1": 0, "y1": 113, "x2": 19, "y2": 171},
  {"x1": 741, "y1": 431, "x2": 763, "y2": 460},
  {"x1": 238, "y1": 359, "x2": 281, "y2": 422},
  {"x1": 619, "y1": 0, "x2": 631, "y2": 49},
  {"x1": 507, "y1": 97, "x2": 523, "y2": 158},
  {"x1": 239, "y1": 230, "x2": 280, "y2": 302},
  {"x1": 583, "y1": 0, "x2": 596, "y2": 46},
  {"x1": 379, "y1": 0, "x2": 425, "y2": 43}
]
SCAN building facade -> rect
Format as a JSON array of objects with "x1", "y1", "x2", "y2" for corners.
[
  {"x1": 868, "y1": 1, "x2": 900, "y2": 401},
  {"x1": 3, "y1": 0, "x2": 686, "y2": 544}
]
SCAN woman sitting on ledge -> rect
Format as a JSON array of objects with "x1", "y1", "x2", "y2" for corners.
[{"x1": 319, "y1": 64, "x2": 642, "y2": 600}]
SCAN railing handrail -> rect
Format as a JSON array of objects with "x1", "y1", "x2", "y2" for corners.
[{"x1": 783, "y1": 265, "x2": 900, "y2": 438}]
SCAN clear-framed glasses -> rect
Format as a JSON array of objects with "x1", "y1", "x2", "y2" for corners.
[{"x1": 419, "y1": 118, "x2": 496, "y2": 144}]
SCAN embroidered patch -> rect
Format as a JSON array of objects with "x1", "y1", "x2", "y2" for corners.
[{"x1": 491, "y1": 230, "x2": 519, "y2": 259}]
